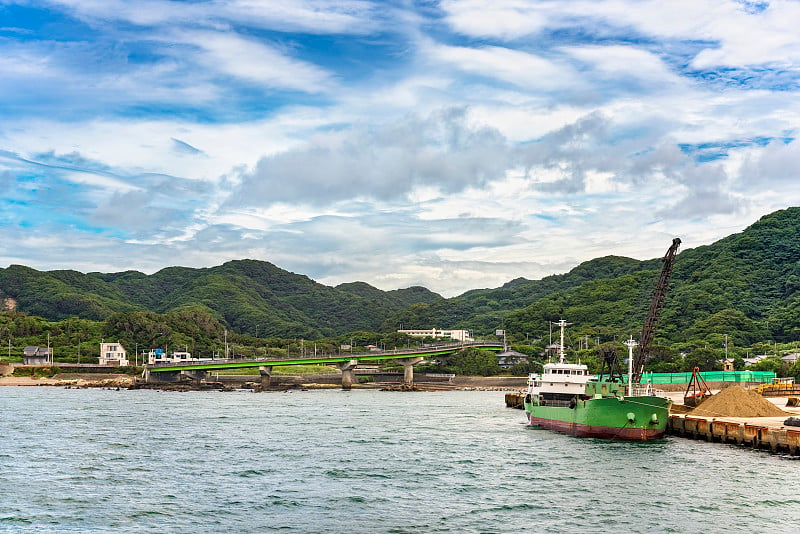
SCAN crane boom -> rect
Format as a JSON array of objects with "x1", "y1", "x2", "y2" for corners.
[{"x1": 633, "y1": 237, "x2": 681, "y2": 384}]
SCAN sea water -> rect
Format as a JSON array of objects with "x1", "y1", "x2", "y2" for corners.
[{"x1": 1, "y1": 388, "x2": 798, "y2": 533}]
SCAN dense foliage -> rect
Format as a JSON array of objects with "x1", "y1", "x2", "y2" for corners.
[{"x1": 0, "y1": 259, "x2": 442, "y2": 338}]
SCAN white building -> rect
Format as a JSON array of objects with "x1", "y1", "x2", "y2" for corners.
[
  {"x1": 397, "y1": 328, "x2": 473, "y2": 342},
  {"x1": 146, "y1": 349, "x2": 211, "y2": 364},
  {"x1": 99, "y1": 342, "x2": 129, "y2": 366}
]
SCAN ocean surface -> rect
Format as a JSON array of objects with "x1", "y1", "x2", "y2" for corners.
[{"x1": 1, "y1": 387, "x2": 799, "y2": 533}]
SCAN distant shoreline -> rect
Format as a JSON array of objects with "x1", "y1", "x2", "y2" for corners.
[{"x1": 0, "y1": 373, "x2": 527, "y2": 391}]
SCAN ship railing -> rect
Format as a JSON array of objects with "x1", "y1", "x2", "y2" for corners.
[
  {"x1": 539, "y1": 399, "x2": 573, "y2": 408},
  {"x1": 630, "y1": 384, "x2": 666, "y2": 398}
]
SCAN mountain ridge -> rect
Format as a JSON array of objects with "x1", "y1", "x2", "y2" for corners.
[{"x1": 3, "y1": 207, "x2": 800, "y2": 345}]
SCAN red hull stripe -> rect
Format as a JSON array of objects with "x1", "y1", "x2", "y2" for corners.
[{"x1": 528, "y1": 416, "x2": 666, "y2": 440}]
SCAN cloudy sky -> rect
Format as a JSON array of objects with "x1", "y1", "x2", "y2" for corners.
[{"x1": 1, "y1": 0, "x2": 799, "y2": 297}]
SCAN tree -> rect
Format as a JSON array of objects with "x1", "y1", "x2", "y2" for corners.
[
  {"x1": 683, "y1": 346, "x2": 722, "y2": 372},
  {"x1": 750, "y1": 357, "x2": 786, "y2": 375},
  {"x1": 445, "y1": 348, "x2": 501, "y2": 376}
]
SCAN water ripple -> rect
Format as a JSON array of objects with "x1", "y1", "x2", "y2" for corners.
[{"x1": 2, "y1": 388, "x2": 798, "y2": 533}]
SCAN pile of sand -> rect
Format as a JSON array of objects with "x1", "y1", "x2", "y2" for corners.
[{"x1": 690, "y1": 385, "x2": 786, "y2": 418}]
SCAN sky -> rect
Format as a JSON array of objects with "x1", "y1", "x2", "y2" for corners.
[{"x1": 1, "y1": 0, "x2": 800, "y2": 297}]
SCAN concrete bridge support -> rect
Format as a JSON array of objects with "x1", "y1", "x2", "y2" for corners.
[
  {"x1": 143, "y1": 368, "x2": 181, "y2": 384},
  {"x1": 337, "y1": 360, "x2": 358, "y2": 390},
  {"x1": 259, "y1": 366, "x2": 273, "y2": 388},
  {"x1": 395, "y1": 357, "x2": 424, "y2": 385},
  {"x1": 181, "y1": 369, "x2": 208, "y2": 386}
]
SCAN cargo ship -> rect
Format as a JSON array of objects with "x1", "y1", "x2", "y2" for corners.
[{"x1": 523, "y1": 320, "x2": 671, "y2": 440}]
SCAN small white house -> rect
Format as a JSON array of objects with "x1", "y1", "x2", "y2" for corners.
[{"x1": 99, "y1": 342, "x2": 129, "y2": 366}]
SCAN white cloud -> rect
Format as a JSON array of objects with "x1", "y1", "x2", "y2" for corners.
[
  {"x1": 230, "y1": 108, "x2": 511, "y2": 206},
  {"x1": 440, "y1": 0, "x2": 548, "y2": 40},
  {"x1": 37, "y1": 0, "x2": 380, "y2": 34},
  {"x1": 428, "y1": 43, "x2": 578, "y2": 91},
  {"x1": 3, "y1": 0, "x2": 800, "y2": 299},
  {"x1": 172, "y1": 30, "x2": 334, "y2": 92},
  {"x1": 440, "y1": 1, "x2": 800, "y2": 70},
  {"x1": 563, "y1": 44, "x2": 681, "y2": 89}
]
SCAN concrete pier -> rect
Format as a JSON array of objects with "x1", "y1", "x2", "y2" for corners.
[
  {"x1": 667, "y1": 414, "x2": 800, "y2": 454},
  {"x1": 394, "y1": 357, "x2": 423, "y2": 385},
  {"x1": 181, "y1": 369, "x2": 207, "y2": 385},
  {"x1": 259, "y1": 366, "x2": 272, "y2": 388},
  {"x1": 337, "y1": 360, "x2": 358, "y2": 389}
]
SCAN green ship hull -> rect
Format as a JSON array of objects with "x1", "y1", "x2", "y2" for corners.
[{"x1": 524, "y1": 393, "x2": 671, "y2": 440}]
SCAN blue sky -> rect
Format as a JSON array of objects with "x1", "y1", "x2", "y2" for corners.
[{"x1": 2, "y1": 0, "x2": 800, "y2": 297}]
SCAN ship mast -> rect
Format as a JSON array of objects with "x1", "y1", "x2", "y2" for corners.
[
  {"x1": 624, "y1": 336, "x2": 638, "y2": 396},
  {"x1": 555, "y1": 319, "x2": 571, "y2": 364}
]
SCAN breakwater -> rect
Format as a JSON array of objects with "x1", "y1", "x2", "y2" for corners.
[{"x1": 667, "y1": 414, "x2": 800, "y2": 455}]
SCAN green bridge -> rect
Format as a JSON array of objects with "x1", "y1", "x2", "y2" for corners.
[{"x1": 143, "y1": 341, "x2": 505, "y2": 388}]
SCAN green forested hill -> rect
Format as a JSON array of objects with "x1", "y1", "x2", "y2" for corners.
[
  {"x1": 380, "y1": 254, "x2": 654, "y2": 334},
  {"x1": 0, "y1": 259, "x2": 442, "y2": 338},
  {"x1": 380, "y1": 207, "x2": 800, "y2": 352},
  {"x1": 500, "y1": 207, "x2": 800, "y2": 348},
  {"x1": 3, "y1": 208, "x2": 800, "y2": 348}
]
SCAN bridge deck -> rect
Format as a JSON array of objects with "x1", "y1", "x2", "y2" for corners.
[{"x1": 147, "y1": 341, "x2": 504, "y2": 373}]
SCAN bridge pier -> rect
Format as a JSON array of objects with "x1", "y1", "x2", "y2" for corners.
[
  {"x1": 143, "y1": 368, "x2": 181, "y2": 384},
  {"x1": 395, "y1": 357, "x2": 424, "y2": 385},
  {"x1": 259, "y1": 366, "x2": 273, "y2": 388},
  {"x1": 337, "y1": 360, "x2": 358, "y2": 390},
  {"x1": 181, "y1": 369, "x2": 207, "y2": 386}
]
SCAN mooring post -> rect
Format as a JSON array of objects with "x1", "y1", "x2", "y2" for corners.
[
  {"x1": 259, "y1": 366, "x2": 273, "y2": 388},
  {"x1": 337, "y1": 360, "x2": 358, "y2": 389},
  {"x1": 395, "y1": 357, "x2": 423, "y2": 385}
]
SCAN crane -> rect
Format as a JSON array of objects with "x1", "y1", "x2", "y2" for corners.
[{"x1": 632, "y1": 237, "x2": 681, "y2": 384}]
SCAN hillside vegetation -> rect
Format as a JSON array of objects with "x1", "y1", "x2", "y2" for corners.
[{"x1": 0, "y1": 259, "x2": 443, "y2": 338}]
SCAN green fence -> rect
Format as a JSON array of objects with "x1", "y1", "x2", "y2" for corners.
[{"x1": 640, "y1": 370, "x2": 776, "y2": 384}]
